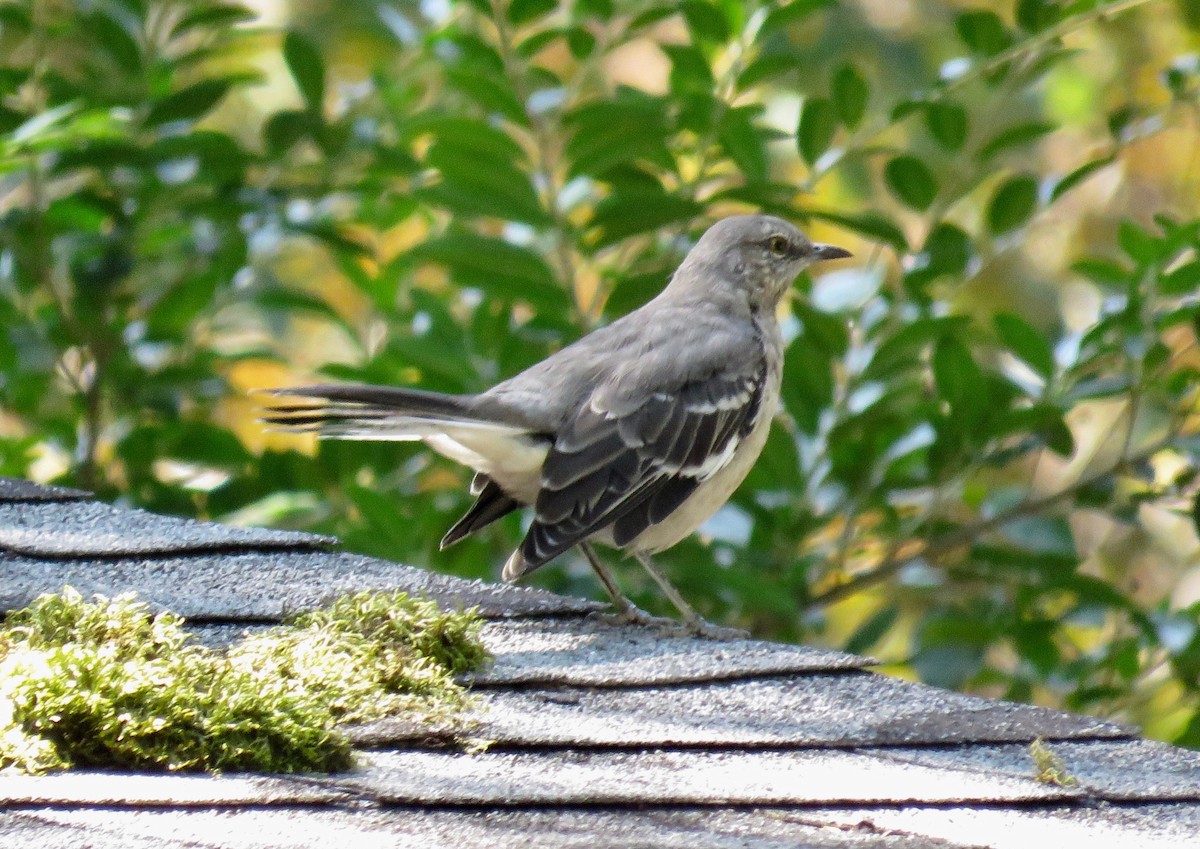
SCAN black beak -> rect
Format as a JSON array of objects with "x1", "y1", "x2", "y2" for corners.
[{"x1": 811, "y1": 243, "x2": 853, "y2": 261}]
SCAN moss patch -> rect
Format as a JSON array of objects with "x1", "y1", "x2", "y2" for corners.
[
  {"x1": 1029, "y1": 737, "x2": 1078, "y2": 787},
  {"x1": 0, "y1": 588, "x2": 488, "y2": 774}
]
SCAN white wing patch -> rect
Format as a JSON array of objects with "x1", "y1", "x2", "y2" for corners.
[{"x1": 681, "y1": 431, "x2": 742, "y2": 479}]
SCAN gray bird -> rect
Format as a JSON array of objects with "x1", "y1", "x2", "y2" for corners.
[{"x1": 263, "y1": 214, "x2": 851, "y2": 636}]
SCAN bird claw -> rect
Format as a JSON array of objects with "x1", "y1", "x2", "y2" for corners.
[
  {"x1": 592, "y1": 606, "x2": 748, "y2": 641},
  {"x1": 678, "y1": 618, "x2": 750, "y2": 641},
  {"x1": 592, "y1": 605, "x2": 678, "y2": 631}
]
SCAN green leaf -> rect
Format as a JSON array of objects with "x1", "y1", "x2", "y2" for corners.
[
  {"x1": 144, "y1": 80, "x2": 232, "y2": 126},
  {"x1": 955, "y1": 10, "x2": 1012, "y2": 57},
  {"x1": 0, "y1": 5, "x2": 31, "y2": 34},
  {"x1": 925, "y1": 101, "x2": 968, "y2": 151},
  {"x1": 170, "y1": 4, "x2": 256, "y2": 38},
  {"x1": 628, "y1": 6, "x2": 677, "y2": 30},
  {"x1": 719, "y1": 106, "x2": 768, "y2": 182},
  {"x1": 794, "y1": 302, "x2": 849, "y2": 356},
  {"x1": 978, "y1": 122, "x2": 1055, "y2": 160},
  {"x1": 681, "y1": 0, "x2": 732, "y2": 42},
  {"x1": 933, "y1": 335, "x2": 986, "y2": 418},
  {"x1": 1161, "y1": 260, "x2": 1200, "y2": 295},
  {"x1": 516, "y1": 29, "x2": 561, "y2": 56},
  {"x1": 508, "y1": 0, "x2": 556, "y2": 24},
  {"x1": 884, "y1": 156, "x2": 937, "y2": 211},
  {"x1": 406, "y1": 114, "x2": 527, "y2": 161},
  {"x1": 663, "y1": 44, "x2": 714, "y2": 94},
  {"x1": 284, "y1": 31, "x2": 324, "y2": 111},
  {"x1": 410, "y1": 232, "x2": 568, "y2": 313},
  {"x1": 923, "y1": 223, "x2": 972, "y2": 276},
  {"x1": 1193, "y1": 491, "x2": 1200, "y2": 543},
  {"x1": 845, "y1": 605, "x2": 899, "y2": 655},
  {"x1": 987, "y1": 175, "x2": 1039, "y2": 235},
  {"x1": 760, "y1": 0, "x2": 835, "y2": 35},
  {"x1": 797, "y1": 96, "x2": 837, "y2": 165},
  {"x1": 1071, "y1": 258, "x2": 1130, "y2": 286},
  {"x1": 565, "y1": 94, "x2": 674, "y2": 177},
  {"x1": 446, "y1": 68, "x2": 527, "y2": 125},
  {"x1": 994, "y1": 313, "x2": 1054, "y2": 379},
  {"x1": 0, "y1": 105, "x2": 28, "y2": 135},
  {"x1": 290, "y1": 222, "x2": 371, "y2": 257},
  {"x1": 831, "y1": 65, "x2": 869, "y2": 130},
  {"x1": 1015, "y1": 0, "x2": 1061, "y2": 32},
  {"x1": 1118, "y1": 220, "x2": 1158, "y2": 265},
  {"x1": 87, "y1": 10, "x2": 142, "y2": 74},
  {"x1": 783, "y1": 335, "x2": 835, "y2": 432},
  {"x1": 566, "y1": 26, "x2": 596, "y2": 59},
  {"x1": 1050, "y1": 154, "x2": 1116, "y2": 202},
  {"x1": 588, "y1": 190, "x2": 703, "y2": 249},
  {"x1": 806, "y1": 209, "x2": 908, "y2": 252},
  {"x1": 736, "y1": 48, "x2": 803, "y2": 90},
  {"x1": 996, "y1": 405, "x2": 1074, "y2": 455},
  {"x1": 149, "y1": 130, "x2": 248, "y2": 182},
  {"x1": 577, "y1": 0, "x2": 614, "y2": 18},
  {"x1": 423, "y1": 135, "x2": 547, "y2": 224},
  {"x1": 263, "y1": 109, "x2": 311, "y2": 154}
]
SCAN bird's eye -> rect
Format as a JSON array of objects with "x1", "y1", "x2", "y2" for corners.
[{"x1": 767, "y1": 236, "x2": 789, "y2": 256}]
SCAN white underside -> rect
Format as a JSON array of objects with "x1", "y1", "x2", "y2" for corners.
[
  {"x1": 422, "y1": 430, "x2": 546, "y2": 504},
  {"x1": 322, "y1": 417, "x2": 547, "y2": 504},
  {"x1": 623, "y1": 391, "x2": 776, "y2": 554}
]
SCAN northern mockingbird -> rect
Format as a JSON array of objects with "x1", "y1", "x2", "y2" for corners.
[{"x1": 263, "y1": 215, "x2": 850, "y2": 636}]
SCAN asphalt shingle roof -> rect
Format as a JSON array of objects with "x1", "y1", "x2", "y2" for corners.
[{"x1": 1, "y1": 476, "x2": 1198, "y2": 848}]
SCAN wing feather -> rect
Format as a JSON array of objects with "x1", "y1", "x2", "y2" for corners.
[{"x1": 518, "y1": 361, "x2": 766, "y2": 570}]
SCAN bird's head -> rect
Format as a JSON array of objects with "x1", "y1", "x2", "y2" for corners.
[{"x1": 675, "y1": 214, "x2": 852, "y2": 312}]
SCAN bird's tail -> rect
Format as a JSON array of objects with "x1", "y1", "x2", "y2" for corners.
[
  {"x1": 259, "y1": 383, "x2": 530, "y2": 442},
  {"x1": 261, "y1": 382, "x2": 549, "y2": 570}
]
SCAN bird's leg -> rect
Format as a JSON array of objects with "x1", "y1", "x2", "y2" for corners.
[
  {"x1": 632, "y1": 552, "x2": 749, "y2": 640},
  {"x1": 578, "y1": 543, "x2": 671, "y2": 628}
]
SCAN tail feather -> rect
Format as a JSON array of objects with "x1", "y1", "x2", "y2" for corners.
[
  {"x1": 261, "y1": 381, "x2": 551, "y2": 548},
  {"x1": 440, "y1": 476, "x2": 521, "y2": 549},
  {"x1": 265, "y1": 383, "x2": 477, "y2": 417},
  {"x1": 259, "y1": 383, "x2": 529, "y2": 440}
]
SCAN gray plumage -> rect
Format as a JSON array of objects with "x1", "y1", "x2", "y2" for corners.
[{"x1": 262, "y1": 214, "x2": 850, "y2": 630}]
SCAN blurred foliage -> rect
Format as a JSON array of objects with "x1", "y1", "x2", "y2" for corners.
[{"x1": 2, "y1": 0, "x2": 1200, "y2": 746}]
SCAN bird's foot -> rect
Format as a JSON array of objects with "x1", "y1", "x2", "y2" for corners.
[
  {"x1": 592, "y1": 604, "x2": 679, "y2": 631},
  {"x1": 594, "y1": 605, "x2": 749, "y2": 640},
  {"x1": 677, "y1": 617, "x2": 750, "y2": 641}
]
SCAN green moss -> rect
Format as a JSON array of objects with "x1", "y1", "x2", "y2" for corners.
[
  {"x1": 0, "y1": 588, "x2": 489, "y2": 774},
  {"x1": 1029, "y1": 737, "x2": 1078, "y2": 787}
]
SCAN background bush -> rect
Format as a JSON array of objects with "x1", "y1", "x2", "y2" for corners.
[{"x1": 2, "y1": 0, "x2": 1200, "y2": 746}]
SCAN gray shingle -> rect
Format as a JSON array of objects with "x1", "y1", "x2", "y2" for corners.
[
  {"x1": 0, "y1": 478, "x2": 90, "y2": 503},
  {"x1": 183, "y1": 617, "x2": 870, "y2": 681},
  {"x1": 0, "y1": 501, "x2": 332, "y2": 558},
  {"x1": 1, "y1": 550, "x2": 602, "y2": 620},
  {"x1": 812, "y1": 801, "x2": 1200, "y2": 849},
  {"x1": 865, "y1": 739, "x2": 1200, "y2": 802},
  {"x1": 469, "y1": 617, "x2": 871, "y2": 687},
  {"x1": 2, "y1": 484, "x2": 1198, "y2": 848},
  {"x1": 350, "y1": 673, "x2": 1132, "y2": 748},
  {"x1": 0, "y1": 772, "x2": 349, "y2": 807},
  {"x1": 0, "y1": 808, "x2": 974, "y2": 849},
  {"x1": 337, "y1": 748, "x2": 1079, "y2": 805}
]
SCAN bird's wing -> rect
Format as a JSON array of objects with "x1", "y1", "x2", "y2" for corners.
[{"x1": 514, "y1": 353, "x2": 767, "y2": 573}]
